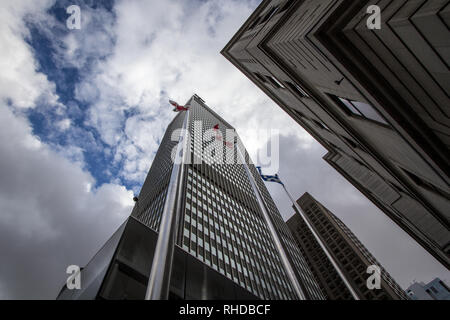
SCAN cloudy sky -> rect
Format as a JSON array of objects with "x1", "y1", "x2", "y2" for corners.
[{"x1": 0, "y1": 0, "x2": 447, "y2": 299}]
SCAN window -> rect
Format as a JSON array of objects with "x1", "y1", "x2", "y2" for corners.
[
  {"x1": 341, "y1": 135, "x2": 359, "y2": 149},
  {"x1": 351, "y1": 101, "x2": 388, "y2": 124},
  {"x1": 260, "y1": 6, "x2": 279, "y2": 24},
  {"x1": 279, "y1": 0, "x2": 293, "y2": 12},
  {"x1": 331, "y1": 95, "x2": 389, "y2": 125},
  {"x1": 266, "y1": 75, "x2": 285, "y2": 89},
  {"x1": 248, "y1": 16, "x2": 262, "y2": 30},
  {"x1": 286, "y1": 81, "x2": 309, "y2": 97},
  {"x1": 338, "y1": 97, "x2": 362, "y2": 115},
  {"x1": 401, "y1": 167, "x2": 450, "y2": 199},
  {"x1": 312, "y1": 119, "x2": 330, "y2": 131},
  {"x1": 439, "y1": 280, "x2": 450, "y2": 291},
  {"x1": 253, "y1": 72, "x2": 267, "y2": 83}
]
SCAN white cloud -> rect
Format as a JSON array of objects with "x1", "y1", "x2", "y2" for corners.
[
  {"x1": 56, "y1": 118, "x2": 71, "y2": 131},
  {"x1": 58, "y1": 0, "x2": 313, "y2": 186},
  {"x1": 0, "y1": 0, "x2": 60, "y2": 109}
]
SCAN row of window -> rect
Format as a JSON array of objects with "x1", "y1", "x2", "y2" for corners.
[
  {"x1": 254, "y1": 72, "x2": 310, "y2": 98},
  {"x1": 182, "y1": 103, "x2": 322, "y2": 299},
  {"x1": 182, "y1": 166, "x2": 295, "y2": 299},
  {"x1": 253, "y1": 71, "x2": 390, "y2": 130},
  {"x1": 303, "y1": 201, "x2": 405, "y2": 299},
  {"x1": 189, "y1": 108, "x2": 254, "y2": 196},
  {"x1": 250, "y1": 165, "x2": 325, "y2": 298},
  {"x1": 247, "y1": 1, "x2": 293, "y2": 30}
]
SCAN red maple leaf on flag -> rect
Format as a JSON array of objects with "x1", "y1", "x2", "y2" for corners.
[
  {"x1": 169, "y1": 99, "x2": 189, "y2": 112},
  {"x1": 213, "y1": 124, "x2": 233, "y2": 149},
  {"x1": 225, "y1": 141, "x2": 234, "y2": 148}
]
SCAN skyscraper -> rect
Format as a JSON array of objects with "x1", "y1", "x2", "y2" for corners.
[
  {"x1": 287, "y1": 192, "x2": 408, "y2": 300},
  {"x1": 406, "y1": 278, "x2": 450, "y2": 300},
  {"x1": 221, "y1": 0, "x2": 450, "y2": 268},
  {"x1": 57, "y1": 94, "x2": 324, "y2": 300}
]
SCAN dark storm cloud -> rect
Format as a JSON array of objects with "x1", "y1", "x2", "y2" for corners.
[{"x1": 0, "y1": 107, "x2": 132, "y2": 299}]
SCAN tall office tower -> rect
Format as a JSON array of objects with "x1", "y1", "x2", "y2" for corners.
[
  {"x1": 406, "y1": 277, "x2": 450, "y2": 300},
  {"x1": 57, "y1": 94, "x2": 324, "y2": 300},
  {"x1": 222, "y1": 0, "x2": 450, "y2": 268},
  {"x1": 287, "y1": 193, "x2": 408, "y2": 300}
]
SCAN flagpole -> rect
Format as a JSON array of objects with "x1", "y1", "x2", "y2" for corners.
[
  {"x1": 236, "y1": 146, "x2": 306, "y2": 300},
  {"x1": 280, "y1": 181, "x2": 360, "y2": 300},
  {"x1": 145, "y1": 108, "x2": 190, "y2": 300}
]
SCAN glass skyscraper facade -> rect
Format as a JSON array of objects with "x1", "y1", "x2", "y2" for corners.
[{"x1": 58, "y1": 94, "x2": 324, "y2": 300}]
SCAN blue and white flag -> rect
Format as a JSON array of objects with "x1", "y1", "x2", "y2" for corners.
[{"x1": 256, "y1": 166, "x2": 284, "y2": 185}]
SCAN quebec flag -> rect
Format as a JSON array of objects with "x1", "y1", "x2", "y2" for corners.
[{"x1": 256, "y1": 166, "x2": 284, "y2": 185}]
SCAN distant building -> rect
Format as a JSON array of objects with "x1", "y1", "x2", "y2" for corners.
[
  {"x1": 57, "y1": 95, "x2": 324, "y2": 300},
  {"x1": 287, "y1": 192, "x2": 408, "y2": 300},
  {"x1": 407, "y1": 278, "x2": 450, "y2": 300},
  {"x1": 222, "y1": 0, "x2": 450, "y2": 268}
]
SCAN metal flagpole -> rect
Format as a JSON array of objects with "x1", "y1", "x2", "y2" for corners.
[
  {"x1": 280, "y1": 180, "x2": 360, "y2": 300},
  {"x1": 145, "y1": 108, "x2": 190, "y2": 300},
  {"x1": 236, "y1": 144, "x2": 306, "y2": 300}
]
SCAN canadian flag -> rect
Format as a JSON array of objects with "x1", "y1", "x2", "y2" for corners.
[
  {"x1": 169, "y1": 99, "x2": 189, "y2": 112},
  {"x1": 213, "y1": 124, "x2": 233, "y2": 148}
]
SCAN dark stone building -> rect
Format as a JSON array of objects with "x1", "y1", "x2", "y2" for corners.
[
  {"x1": 222, "y1": 0, "x2": 450, "y2": 268},
  {"x1": 287, "y1": 192, "x2": 408, "y2": 300}
]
